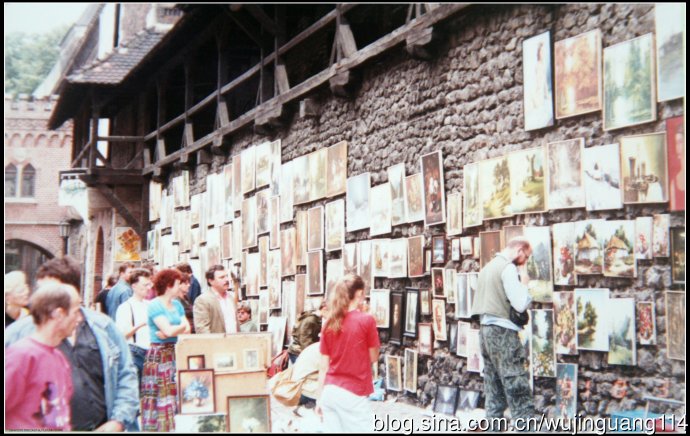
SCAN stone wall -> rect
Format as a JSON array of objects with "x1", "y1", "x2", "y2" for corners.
[{"x1": 155, "y1": 4, "x2": 683, "y2": 417}]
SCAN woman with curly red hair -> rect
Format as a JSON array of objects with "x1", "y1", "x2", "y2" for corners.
[{"x1": 141, "y1": 268, "x2": 191, "y2": 432}]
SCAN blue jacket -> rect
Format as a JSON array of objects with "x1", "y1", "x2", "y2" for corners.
[
  {"x1": 189, "y1": 275, "x2": 202, "y2": 305},
  {"x1": 106, "y1": 279, "x2": 133, "y2": 320},
  {"x1": 5, "y1": 308, "x2": 140, "y2": 431}
]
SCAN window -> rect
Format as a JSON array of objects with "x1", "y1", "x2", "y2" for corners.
[
  {"x1": 5, "y1": 164, "x2": 17, "y2": 197},
  {"x1": 21, "y1": 164, "x2": 35, "y2": 197}
]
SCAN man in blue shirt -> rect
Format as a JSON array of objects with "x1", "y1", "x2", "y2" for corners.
[{"x1": 106, "y1": 262, "x2": 136, "y2": 320}]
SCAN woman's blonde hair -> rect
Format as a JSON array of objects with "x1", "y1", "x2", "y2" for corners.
[
  {"x1": 5, "y1": 271, "x2": 28, "y2": 298},
  {"x1": 325, "y1": 274, "x2": 365, "y2": 333}
]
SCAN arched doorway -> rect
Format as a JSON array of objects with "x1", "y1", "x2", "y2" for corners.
[
  {"x1": 93, "y1": 227, "x2": 105, "y2": 303},
  {"x1": 5, "y1": 239, "x2": 53, "y2": 288}
]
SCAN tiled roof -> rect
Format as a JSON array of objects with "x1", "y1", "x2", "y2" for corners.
[{"x1": 68, "y1": 29, "x2": 164, "y2": 85}]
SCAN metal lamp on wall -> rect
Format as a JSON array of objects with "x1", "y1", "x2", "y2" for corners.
[{"x1": 58, "y1": 219, "x2": 71, "y2": 255}]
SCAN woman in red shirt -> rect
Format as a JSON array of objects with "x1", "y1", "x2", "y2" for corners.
[{"x1": 316, "y1": 274, "x2": 380, "y2": 432}]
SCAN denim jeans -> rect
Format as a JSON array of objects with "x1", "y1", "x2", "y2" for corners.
[{"x1": 129, "y1": 344, "x2": 147, "y2": 389}]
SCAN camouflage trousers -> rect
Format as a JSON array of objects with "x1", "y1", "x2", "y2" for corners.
[{"x1": 479, "y1": 325, "x2": 535, "y2": 424}]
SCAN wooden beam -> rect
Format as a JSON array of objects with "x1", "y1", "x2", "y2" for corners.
[
  {"x1": 95, "y1": 184, "x2": 143, "y2": 236},
  {"x1": 337, "y1": 19, "x2": 357, "y2": 58},
  {"x1": 152, "y1": 166, "x2": 166, "y2": 183},
  {"x1": 95, "y1": 135, "x2": 146, "y2": 143},
  {"x1": 329, "y1": 69, "x2": 359, "y2": 98},
  {"x1": 80, "y1": 168, "x2": 145, "y2": 185},
  {"x1": 244, "y1": 5, "x2": 277, "y2": 35},
  {"x1": 224, "y1": 7, "x2": 272, "y2": 49},
  {"x1": 275, "y1": 61, "x2": 290, "y2": 95},
  {"x1": 406, "y1": 26, "x2": 441, "y2": 60},
  {"x1": 124, "y1": 148, "x2": 145, "y2": 170},
  {"x1": 71, "y1": 139, "x2": 92, "y2": 168}
]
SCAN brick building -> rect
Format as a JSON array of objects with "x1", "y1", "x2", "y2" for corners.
[{"x1": 49, "y1": 4, "x2": 685, "y2": 420}]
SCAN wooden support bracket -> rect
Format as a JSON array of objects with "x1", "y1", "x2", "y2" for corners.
[
  {"x1": 299, "y1": 98, "x2": 321, "y2": 119},
  {"x1": 406, "y1": 26, "x2": 442, "y2": 60},
  {"x1": 329, "y1": 68, "x2": 360, "y2": 99},
  {"x1": 95, "y1": 184, "x2": 143, "y2": 236}
]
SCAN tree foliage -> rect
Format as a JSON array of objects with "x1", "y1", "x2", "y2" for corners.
[{"x1": 5, "y1": 27, "x2": 66, "y2": 96}]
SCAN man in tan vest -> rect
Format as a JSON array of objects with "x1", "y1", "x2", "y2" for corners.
[
  {"x1": 471, "y1": 237, "x2": 535, "y2": 430},
  {"x1": 193, "y1": 265, "x2": 239, "y2": 334}
]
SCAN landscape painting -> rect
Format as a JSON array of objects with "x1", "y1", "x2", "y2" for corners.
[
  {"x1": 509, "y1": 147, "x2": 546, "y2": 214},
  {"x1": 479, "y1": 230, "x2": 501, "y2": 269},
  {"x1": 524, "y1": 226, "x2": 553, "y2": 303},
  {"x1": 582, "y1": 143, "x2": 623, "y2": 211},
  {"x1": 241, "y1": 145, "x2": 256, "y2": 194},
  {"x1": 552, "y1": 222, "x2": 576, "y2": 286},
  {"x1": 523, "y1": 30, "x2": 554, "y2": 131},
  {"x1": 421, "y1": 151, "x2": 446, "y2": 227},
  {"x1": 575, "y1": 288, "x2": 610, "y2": 352},
  {"x1": 370, "y1": 182, "x2": 392, "y2": 236},
  {"x1": 388, "y1": 163, "x2": 406, "y2": 227},
  {"x1": 603, "y1": 33, "x2": 656, "y2": 131},
  {"x1": 575, "y1": 219, "x2": 604, "y2": 275},
  {"x1": 655, "y1": 4, "x2": 685, "y2": 102},
  {"x1": 554, "y1": 364, "x2": 578, "y2": 420},
  {"x1": 531, "y1": 309, "x2": 555, "y2": 378},
  {"x1": 346, "y1": 173, "x2": 371, "y2": 232},
  {"x1": 602, "y1": 220, "x2": 636, "y2": 278},
  {"x1": 404, "y1": 173, "x2": 424, "y2": 224},
  {"x1": 463, "y1": 162, "x2": 482, "y2": 228},
  {"x1": 553, "y1": 291, "x2": 577, "y2": 355},
  {"x1": 554, "y1": 29, "x2": 602, "y2": 118},
  {"x1": 388, "y1": 239, "x2": 408, "y2": 278},
  {"x1": 372, "y1": 239, "x2": 389, "y2": 277},
  {"x1": 479, "y1": 156, "x2": 512, "y2": 220},
  {"x1": 547, "y1": 138, "x2": 585, "y2": 209},
  {"x1": 671, "y1": 227, "x2": 685, "y2": 284},
  {"x1": 607, "y1": 298, "x2": 636, "y2": 366},
  {"x1": 620, "y1": 133, "x2": 668, "y2": 204},
  {"x1": 370, "y1": 289, "x2": 390, "y2": 328},
  {"x1": 325, "y1": 199, "x2": 345, "y2": 252},
  {"x1": 665, "y1": 291, "x2": 685, "y2": 360},
  {"x1": 326, "y1": 141, "x2": 347, "y2": 198}
]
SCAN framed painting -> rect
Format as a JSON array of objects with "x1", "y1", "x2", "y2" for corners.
[
  {"x1": 553, "y1": 292, "x2": 577, "y2": 355},
  {"x1": 241, "y1": 197, "x2": 257, "y2": 249},
  {"x1": 634, "y1": 217, "x2": 653, "y2": 261},
  {"x1": 325, "y1": 199, "x2": 345, "y2": 252},
  {"x1": 370, "y1": 182, "x2": 392, "y2": 236},
  {"x1": 502, "y1": 224, "x2": 525, "y2": 250},
  {"x1": 421, "y1": 150, "x2": 446, "y2": 227},
  {"x1": 523, "y1": 30, "x2": 554, "y2": 131},
  {"x1": 455, "y1": 273, "x2": 469, "y2": 319},
  {"x1": 187, "y1": 355, "x2": 206, "y2": 370},
  {"x1": 607, "y1": 298, "x2": 636, "y2": 366},
  {"x1": 433, "y1": 385, "x2": 458, "y2": 416},
  {"x1": 258, "y1": 290, "x2": 269, "y2": 326},
  {"x1": 466, "y1": 328, "x2": 484, "y2": 373},
  {"x1": 456, "y1": 321, "x2": 470, "y2": 358},
  {"x1": 269, "y1": 196, "x2": 280, "y2": 250},
  {"x1": 280, "y1": 228, "x2": 296, "y2": 277},
  {"x1": 372, "y1": 238, "x2": 390, "y2": 277},
  {"x1": 460, "y1": 236, "x2": 473, "y2": 256},
  {"x1": 295, "y1": 275, "x2": 306, "y2": 315},
  {"x1": 546, "y1": 138, "x2": 585, "y2": 209},
  {"x1": 479, "y1": 156, "x2": 512, "y2": 220},
  {"x1": 307, "y1": 206, "x2": 324, "y2": 251},
  {"x1": 326, "y1": 140, "x2": 347, "y2": 198},
  {"x1": 655, "y1": 4, "x2": 685, "y2": 102},
  {"x1": 213, "y1": 353, "x2": 238, "y2": 373},
  {"x1": 552, "y1": 222, "x2": 576, "y2": 286},
  {"x1": 449, "y1": 321, "x2": 458, "y2": 354},
  {"x1": 358, "y1": 240, "x2": 373, "y2": 296},
  {"x1": 582, "y1": 143, "x2": 623, "y2": 211},
  {"x1": 431, "y1": 267, "x2": 445, "y2": 298},
  {"x1": 403, "y1": 348, "x2": 418, "y2": 394},
  {"x1": 554, "y1": 29, "x2": 602, "y2": 119},
  {"x1": 385, "y1": 355, "x2": 403, "y2": 392},
  {"x1": 173, "y1": 171, "x2": 190, "y2": 208},
  {"x1": 665, "y1": 291, "x2": 685, "y2": 360},
  {"x1": 424, "y1": 248, "x2": 432, "y2": 275},
  {"x1": 531, "y1": 309, "x2": 556, "y2": 377},
  {"x1": 223, "y1": 164, "x2": 234, "y2": 223},
  {"x1": 308, "y1": 148, "x2": 327, "y2": 202},
  {"x1": 343, "y1": 242, "x2": 358, "y2": 276},
  {"x1": 620, "y1": 133, "x2": 668, "y2": 204},
  {"x1": 179, "y1": 369, "x2": 215, "y2": 414},
  {"x1": 443, "y1": 268, "x2": 457, "y2": 304},
  {"x1": 431, "y1": 234, "x2": 446, "y2": 265},
  {"x1": 389, "y1": 290, "x2": 405, "y2": 346},
  {"x1": 458, "y1": 390, "x2": 480, "y2": 411},
  {"x1": 267, "y1": 250, "x2": 282, "y2": 307},
  {"x1": 221, "y1": 223, "x2": 233, "y2": 260},
  {"x1": 388, "y1": 238, "x2": 408, "y2": 278},
  {"x1": 451, "y1": 238, "x2": 461, "y2": 262},
  {"x1": 404, "y1": 173, "x2": 424, "y2": 224},
  {"x1": 666, "y1": 116, "x2": 685, "y2": 211},
  {"x1": 420, "y1": 289, "x2": 431, "y2": 316},
  {"x1": 418, "y1": 322, "x2": 434, "y2": 356},
  {"x1": 149, "y1": 180, "x2": 162, "y2": 222},
  {"x1": 307, "y1": 250, "x2": 323, "y2": 296},
  {"x1": 446, "y1": 192, "x2": 463, "y2": 236},
  {"x1": 233, "y1": 156, "x2": 242, "y2": 213},
  {"x1": 269, "y1": 139, "x2": 281, "y2": 196},
  {"x1": 602, "y1": 220, "x2": 636, "y2": 278},
  {"x1": 114, "y1": 227, "x2": 142, "y2": 262},
  {"x1": 279, "y1": 160, "x2": 294, "y2": 223},
  {"x1": 255, "y1": 189, "x2": 270, "y2": 236},
  {"x1": 463, "y1": 162, "x2": 482, "y2": 228},
  {"x1": 509, "y1": 147, "x2": 547, "y2": 214},
  {"x1": 175, "y1": 414, "x2": 225, "y2": 433},
  {"x1": 554, "y1": 364, "x2": 577, "y2": 420},
  {"x1": 603, "y1": 33, "x2": 656, "y2": 131},
  {"x1": 190, "y1": 192, "x2": 200, "y2": 227},
  {"x1": 346, "y1": 172, "x2": 371, "y2": 232},
  {"x1": 240, "y1": 145, "x2": 256, "y2": 194},
  {"x1": 574, "y1": 219, "x2": 604, "y2": 276},
  {"x1": 575, "y1": 288, "x2": 610, "y2": 352},
  {"x1": 295, "y1": 211, "x2": 307, "y2": 266},
  {"x1": 226, "y1": 395, "x2": 271, "y2": 433},
  {"x1": 670, "y1": 227, "x2": 685, "y2": 284},
  {"x1": 636, "y1": 301, "x2": 656, "y2": 346},
  {"x1": 404, "y1": 288, "x2": 419, "y2": 338},
  {"x1": 245, "y1": 252, "x2": 260, "y2": 297},
  {"x1": 479, "y1": 230, "x2": 501, "y2": 269},
  {"x1": 293, "y1": 155, "x2": 309, "y2": 205},
  {"x1": 388, "y1": 163, "x2": 406, "y2": 227},
  {"x1": 407, "y1": 235, "x2": 424, "y2": 277},
  {"x1": 431, "y1": 298, "x2": 447, "y2": 341},
  {"x1": 524, "y1": 226, "x2": 554, "y2": 303},
  {"x1": 652, "y1": 214, "x2": 670, "y2": 258},
  {"x1": 254, "y1": 141, "x2": 272, "y2": 189},
  {"x1": 370, "y1": 289, "x2": 390, "y2": 329}
]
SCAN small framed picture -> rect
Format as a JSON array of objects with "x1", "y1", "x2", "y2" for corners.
[
  {"x1": 389, "y1": 290, "x2": 405, "y2": 346},
  {"x1": 420, "y1": 289, "x2": 431, "y2": 316},
  {"x1": 403, "y1": 348, "x2": 418, "y2": 394},
  {"x1": 226, "y1": 395, "x2": 271, "y2": 432},
  {"x1": 188, "y1": 355, "x2": 206, "y2": 370},
  {"x1": 432, "y1": 298, "x2": 447, "y2": 341},
  {"x1": 418, "y1": 323, "x2": 434, "y2": 356},
  {"x1": 243, "y1": 349, "x2": 260, "y2": 370},
  {"x1": 404, "y1": 288, "x2": 419, "y2": 338},
  {"x1": 213, "y1": 353, "x2": 237, "y2": 373},
  {"x1": 460, "y1": 236, "x2": 473, "y2": 256},
  {"x1": 451, "y1": 238, "x2": 461, "y2": 262},
  {"x1": 433, "y1": 385, "x2": 459, "y2": 416},
  {"x1": 431, "y1": 267, "x2": 445, "y2": 297},
  {"x1": 432, "y1": 235, "x2": 446, "y2": 264},
  {"x1": 385, "y1": 355, "x2": 403, "y2": 392},
  {"x1": 458, "y1": 390, "x2": 481, "y2": 411},
  {"x1": 179, "y1": 369, "x2": 216, "y2": 415},
  {"x1": 424, "y1": 248, "x2": 432, "y2": 274}
]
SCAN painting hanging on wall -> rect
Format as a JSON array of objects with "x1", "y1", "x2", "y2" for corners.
[
  {"x1": 388, "y1": 163, "x2": 406, "y2": 227},
  {"x1": 634, "y1": 217, "x2": 653, "y2": 261},
  {"x1": 480, "y1": 156, "x2": 512, "y2": 220},
  {"x1": 554, "y1": 29, "x2": 602, "y2": 119},
  {"x1": 306, "y1": 250, "x2": 323, "y2": 296},
  {"x1": 255, "y1": 189, "x2": 270, "y2": 236},
  {"x1": 603, "y1": 33, "x2": 656, "y2": 131},
  {"x1": 460, "y1": 236, "x2": 473, "y2": 256},
  {"x1": 443, "y1": 268, "x2": 457, "y2": 304},
  {"x1": 370, "y1": 182, "x2": 392, "y2": 236},
  {"x1": 221, "y1": 223, "x2": 233, "y2": 260},
  {"x1": 307, "y1": 206, "x2": 324, "y2": 252},
  {"x1": 418, "y1": 323, "x2": 433, "y2": 356},
  {"x1": 552, "y1": 222, "x2": 576, "y2": 286},
  {"x1": 502, "y1": 224, "x2": 525, "y2": 250},
  {"x1": 308, "y1": 148, "x2": 327, "y2": 202},
  {"x1": 223, "y1": 164, "x2": 234, "y2": 223},
  {"x1": 241, "y1": 197, "x2": 257, "y2": 249},
  {"x1": 509, "y1": 147, "x2": 547, "y2": 214},
  {"x1": 343, "y1": 242, "x2": 358, "y2": 276},
  {"x1": 390, "y1": 290, "x2": 405, "y2": 345},
  {"x1": 325, "y1": 200, "x2": 345, "y2": 252},
  {"x1": 547, "y1": 138, "x2": 585, "y2": 209},
  {"x1": 456, "y1": 321, "x2": 470, "y2": 357},
  {"x1": 404, "y1": 288, "x2": 419, "y2": 338},
  {"x1": 620, "y1": 133, "x2": 668, "y2": 204},
  {"x1": 655, "y1": 4, "x2": 685, "y2": 102},
  {"x1": 372, "y1": 239, "x2": 389, "y2": 277},
  {"x1": 114, "y1": 227, "x2": 142, "y2": 262},
  {"x1": 455, "y1": 273, "x2": 469, "y2": 319},
  {"x1": 241, "y1": 145, "x2": 256, "y2": 194},
  {"x1": 523, "y1": 30, "x2": 554, "y2": 131},
  {"x1": 295, "y1": 211, "x2": 307, "y2": 266},
  {"x1": 269, "y1": 139, "x2": 281, "y2": 197},
  {"x1": 553, "y1": 291, "x2": 577, "y2": 355},
  {"x1": 665, "y1": 291, "x2": 685, "y2": 361},
  {"x1": 582, "y1": 143, "x2": 623, "y2": 211},
  {"x1": 280, "y1": 160, "x2": 294, "y2": 223},
  {"x1": 385, "y1": 355, "x2": 403, "y2": 392},
  {"x1": 173, "y1": 171, "x2": 190, "y2": 209},
  {"x1": 404, "y1": 173, "x2": 424, "y2": 224},
  {"x1": 359, "y1": 240, "x2": 373, "y2": 296},
  {"x1": 325, "y1": 258, "x2": 343, "y2": 298},
  {"x1": 407, "y1": 235, "x2": 425, "y2": 278},
  {"x1": 370, "y1": 289, "x2": 390, "y2": 328},
  {"x1": 388, "y1": 239, "x2": 408, "y2": 279},
  {"x1": 446, "y1": 192, "x2": 463, "y2": 236},
  {"x1": 463, "y1": 162, "x2": 482, "y2": 228},
  {"x1": 403, "y1": 348, "x2": 418, "y2": 394},
  {"x1": 326, "y1": 140, "x2": 347, "y2": 198},
  {"x1": 432, "y1": 267, "x2": 445, "y2": 298},
  {"x1": 254, "y1": 141, "x2": 272, "y2": 189},
  {"x1": 554, "y1": 364, "x2": 578, "y2": 420},
  {"x1": 293, "y1": 155, "x2": 309, "y2": 205},
  {"x1": 602, "y1": 220, "x2": 636, "y2": 278},
  {"x1": 346, "y1": 173, "x2": 371, "y2": 232},
  {"x1": 479, "y1": 231, "x2": 501, "y2": 269},
  {"x1": 431, "y1": 298, "x2": 447, "y2": 341},
  {"x1": 531, "y1": 309, "x2": 556, "y2": 378},
  {"x1": 666, "y1": 116, "x2": 685, "y2": 211},
  {"x1": 575, "y1": 288, "x2": 610, "y2": 352},
  {"x1": 421, "y1": 150, "x2": 446, "y2": 227},
  {"x1": 280, "y1": 228, "x2": 296, "y2": 277},
  {"x1": 670, "y1": 227, "x2": 685, "y2": 284},
  {"x1": 466, "y1": 329, "x2": 483, "y2": 373},
  {"x1": 149, "y1": 181, "x2": 162, "y2": 222},
  {"x1": 607, "y1": 298, "x2": 636, "y2": 366},
  {"x1": 431, "y1": 234, "x2": 446, "y2": 265},
  {"x1": 575, "y1": 219, "x2": 604, "y2": 276},
  {"x1": 270, "y1": 196, "x2": 280, "y2": 250},
  {"x1": 636, "y1": 301, "x2": 656, "y2": 346},
  {"x1": 652, "y1": 214, "x2": 670, "y2": 258}
]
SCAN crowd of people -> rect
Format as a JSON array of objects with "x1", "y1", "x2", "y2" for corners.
[{"x1": 4, "y1": 254, "x2": 383, "y2": 433}]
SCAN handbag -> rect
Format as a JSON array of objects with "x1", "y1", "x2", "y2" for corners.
[
  {"x1": 270, "y1": 366, "x2": 305, "y2": 406},
  {"x1": 509, "y1": 307, "x2": 529, "y2": 328},
  {"x1": 267, "y1": 349, "x2": 290, "y2": 378}
]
